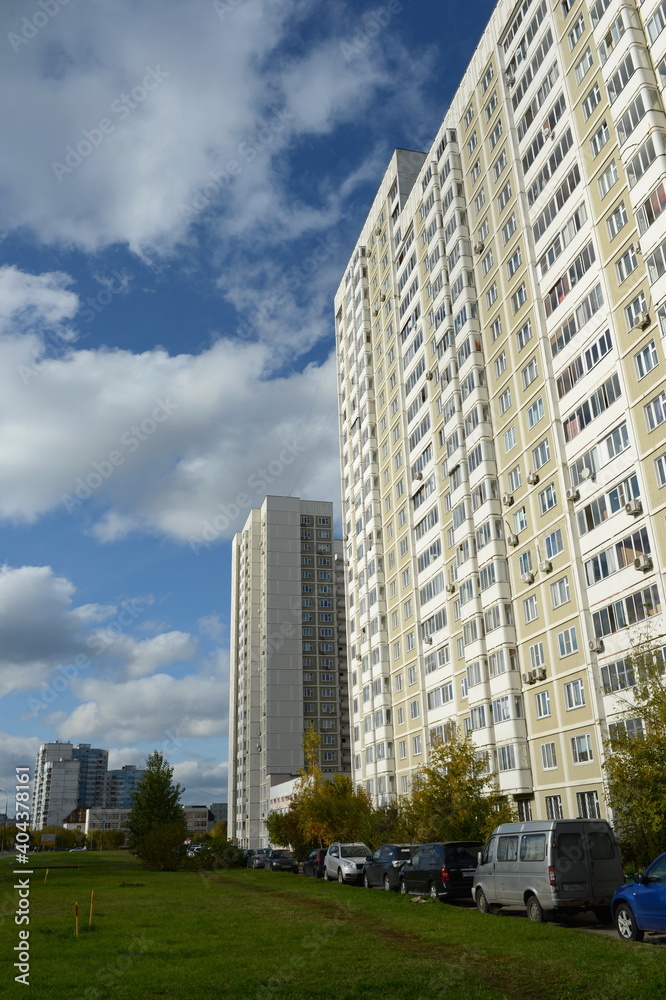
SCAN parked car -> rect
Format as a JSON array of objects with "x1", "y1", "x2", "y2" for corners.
[
  {"x1": 324, "y1": 843, "x2": 372, "y2": 883},
  {"x1": 266, "y1": 849, "x2": 298, "y2": 873},
  {"x1": 612, "y1": 852, "x2": 666, "y2": 941},
  {"x1": 240, "y1": 849, "x2": 256, "y2": 867},
  {"x1": 474, "y1": 820, "x2": 624, "y2": 922},
  {"x1": 362, "y1": 844, "x2": 419, "y2": 890},
  {"x1": 302, "y1": 848, "x2": 327, "y2": 879},
  {"x1": 247, "y1": 848, "x2": 271, "y2": 869},
  {"x1": 399, "y1": 841, "x2": 482, "y2": 900}
]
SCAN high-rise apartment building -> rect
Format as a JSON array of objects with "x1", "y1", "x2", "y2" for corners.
[
  {"x1": 335, "y1": 0, "x2": 666, "y2": 822},
  {"x1": 228, "y1": 496, "x2": 351, "y2": 846},
  {"x1": 32, "y1": 742, "x2": 81, "y2": 829},
  {"x1": 73, "y1": 743, "x2": 109, "y2": 808},
  {"x1": 104, "y1": 764, "x2": 145, "y2": 809}
]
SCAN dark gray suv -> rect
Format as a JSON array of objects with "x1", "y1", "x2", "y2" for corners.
[{"x1": 399, "y1": 841, "x2": 482, "y2": 900}]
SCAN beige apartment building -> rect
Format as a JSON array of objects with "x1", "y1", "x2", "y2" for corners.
[
  {"x1": 335, "y1": 0, "x2": 666, "y2": 822},
  {"x1": 227, "y1": 496, "x2": 351, "y2": 846}
]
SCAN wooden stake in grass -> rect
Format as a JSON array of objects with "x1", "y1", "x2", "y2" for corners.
[
  {"x1": 75, "y1": 901, "x2": 79, "y2": 939},
  {"x1": 89, "y1": 890, "x2": 95, "y2": 929},
  {"x1": 44, "y1": 868, "x2": 49, "y2": 885}
]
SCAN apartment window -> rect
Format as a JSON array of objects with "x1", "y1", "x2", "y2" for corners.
[
  {"x1": 541, "y1": 742, "x2": 557, "y2": 770},
  {"x1": 577, "y1": 790, "x2": 601, "y2": 818},
  {"x1": 582, "y1": 82, "x2": 601, "y2": 120},
  {"x1": 508, "y1": 465, "x2": 521, "y2": 491},
  {"x1": 489, "y1": 121, "x2": 503, "y2": 149},
  {"x1": 475, "y1": 187, "x2": 486, "y2": 213},
  {"x1": 568, "y1": 13, "x2": 585, "y2": 50},
  {"x1": 616, "y1": 245, "x2": 638, "y2": 284},
  {"x1": 513, "y1": 506, "x2": 528, "y2": 532},
  {"x1": 516, "y1": 320, "x2": 532, "y2": 351},
  {"x1": 467, "y1": 130, "x2": 478, "y2": 155},
  {"x1": 538, "y1": 484, "x2": 557, "y2": 513},
  {"x1": 590, "y1": 119, "x2": 610, "y2": 158},
  {"x1": 564, "y1": 678, "x2": 585, "y2": 709},
  {"x1": 495, "y1": 351, "x2": 507, "y2": 376},
  {"x1": 471, "y1": 159, "x2": 481, "y2": 183},
  {"x1": 575, "y1": 47, "x2": 593, "y2": 84},
  {"x1": 550, "y1": 576, "x2": 570, "y2": 608},
  {"x1": 504, "y1": 426, "x2": 517, "y2": 452},
  {"x1": 507, "y1": 248, "x2": 522, "y2": 278},
  {"x1": 464, "y1": 104, "x2": 475, "y2": 129},
  {"x1": 493, "y1": 148, "x2": 508, "y2": 180},
  {"x1": 497, "y1": 744, "x2": 516, "y2": 771},
  {"x1": 487, "y1": 283, "x2": 498, "y2": 308},
  {"x1": 523, "y1": 595, "x2": 539, "y2": 623},
  {"x1": 406, "y1": 630, "x2": 414, "y2": 650},
  {"x1": 407, "y1": 665, "x2": 417, "y2": 685},
  {"x1": 571, "y1": 734, "x2": 594, "y2": 763},
  {"x1": 544, "y1": 529, "x2": 563, "y2": 559},
  {"x1": 648, "y1": 391, "x2": 666, "y2": 432},
  {"x1": 655, "y1": 453, "x2": 666, "y2": 486},
  {"x1": 522, "y1": 358, "x2": 538, "y2": 388},
  {"x1": 499, "y1": 388, "x2": 512, "y2": 414},
  {"x1": 502, "y1": 214, "x2": 517, "y2": 244},
  {"x1": 598, "y1": 160, "x2": 618, "y2": 197},
  {"x1": 398, "y1": 740, "x2": 407, "y2": 760},
  {"x1": 546, "y1": 795, "x2": 563, "y2": 820},
  {"x1": 527, "y1": 397, "x2": 544, "y2": 428},
  {"x1": 532, "y1": 439, "x2": 550, "y2": 470},
  {"x1": 558, "y1": 626, "x2": 578, "y2": 657},
  {"x1": 512, "y1": 283, "x2": 527, "y2": 312},
  {"x1": 535, "y1": 690, "x2": 551, "y2": 719},
  {"x1": 482, "y1": 249, "x2": 494, "y2": 275},
  {"x1": 625, "y1": 292, "x2": 648, "y2": 332},
  {"x1": 607, "y1": 201, "x2": 627, "y2": 240},
  {"x1": 635, "y1": 341, "x2": 658, "y2": 379},
  {"x1": 412, "y1": 735, "x2": 423, "y2": 755}
]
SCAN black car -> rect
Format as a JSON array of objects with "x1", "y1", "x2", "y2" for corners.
[
  {"x1": 266, "y1": 849, "x2": 298, "y2": 873},
  {"x1": 302, "y1": 848, "x2": 327, "y2": 879},
  {"x1": 399, "y1": 841, "x2": 483, "y2": 901},
  {"x1": 362, "y1": 844, "x2": 420, "y2": 891}
]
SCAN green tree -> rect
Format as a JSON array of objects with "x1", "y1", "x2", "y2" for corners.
[
  {"x1": 126, "y1": 751, "x2": 187, "y2": 870},
  {"x1": 603, "y1": 639, "x2": 666, "y2": 867},
  {"x1": 400, "y1": 733, "x2": 515, "y2": 843}
]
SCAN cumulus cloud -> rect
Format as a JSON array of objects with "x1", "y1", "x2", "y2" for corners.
[
  {"x1": 0, "y1": 269, "x2": 341, "y2": 542},
  {"x1": 0, "y1": 563, "x2": 194, "y2": 698}
]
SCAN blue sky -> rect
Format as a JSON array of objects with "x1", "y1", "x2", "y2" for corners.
[{"x1": 0, "y1": 0, "x2": 496, "y2": 807}]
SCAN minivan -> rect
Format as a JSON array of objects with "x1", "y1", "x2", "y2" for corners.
[
  {"x1": 473, "y1": 819, "x2": 623, "y2": 922},
  {"x1": 399, "y1": 841, "x2": 483, "y2": 900}
]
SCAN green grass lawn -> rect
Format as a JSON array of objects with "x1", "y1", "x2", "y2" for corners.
[{"x1": 1, "y1": 852, "x2": 663, "y2": 999}]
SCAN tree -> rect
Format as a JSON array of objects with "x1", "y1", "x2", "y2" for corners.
[
  {"x1": 126, "y1": 751, "x2": 188, "y2": 870},
  {"x1": 603, "y1": 638, "x2": 666, "y2": 868},
  {"x1": 400, "y1": 733, "x2": 515, "y2": 843}
]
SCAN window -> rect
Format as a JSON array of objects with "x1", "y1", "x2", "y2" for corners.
[
  {"x1": 497, "y1": 745, "x2": 516, "y2": 771},
  {"x1": 546, "y1": 795, "x2": 563, "y2": 819},
  {"x1": 598, "y1": 160, "x2": 618, "y2": 198},
  {"x1": 412, "y1": 735, "x2": 422, "y2": 755},
  {"x1": 513, "y1": 506, "x2": 528, "y2": 533},
  {"x1": 507, "y1": 247, "x2": 522, "y2": 278},
  {"x1": 571, "y1": 734, "x2": 593, "y2": 763},
  {"x1": 523, "y1": 595, "x2": 539, "y2": 623},
  {"x1": 522, "y1": 358, "x2": 538, "y2": 389},
  {"x1": 535, "y1": 690, "x2": 551, "y2": 719},
  {"x1": 590, "y1": 119, "x2": 610, "y2": 158},
  {"x1": 616, "y1": 245, "x2": 638, "y2": 284},
  {"x1": 544, "y1": 528, "x2": 563, "y2": 559},
  {"x1": 493, "y1": 148, "x2": 508, "y2": 180},
  {"x1": 532, "y1": 439, "x2": 550, "y2": 470},
  {"x1": 516, "y1": 320, "x2": 532, "y2": 351},
  {"x1": 568, "y1": 13, "x2": 585, "y2": 50},
  {"x1": 577, "y1": 790, "x2": 601, "y2": 818},
  {"x1": 487, "y1": 283, "x2": 498, "y2": 308},
  {"x1": 538, "y1": 484, "x2": 557, "y2": 514},
  {"x1": 494, "y1": 351, "x2": 507, "y2": 376},
  {"x1": 504, "y1": 426, "x2": 517, "y2": 452},
  {"x1": 564, "y1": 678, "x2": 585, "y2": 709},
  {"x1": 508, "y1": 465, "x2": 521, "y2": 491},
  {"x1": 607, "y1": 201, "x2": 627, "y2": 240},
  {"x1": 519, "y1": 550, "x2": 532, "y2": 576},
  {"x1": 527, "y1": 397, "x2": 544, "y2": 428},
  {"x1": 541, "y1": 742, "x2": 557, "y2": 769},
  {"x1": 635, "y1": 341, "x2": 658, "y2": 379},
  {"x1": 550, "y1": 576, "x2": 570, "y2": 608},
  {"x1": 625, "y1": 292, "x2": 648, "y2": 332},
  {"x1": 398, "y1": 740, "x2": 407, "y2": 760},
  {"x1": 558, "y1": 626, "x2": 578, "y2": 657},
  {"x1": 575, "y1": 47, "x2": 593, "y2": 84},
  {"x1": 582, "y1": 82, "x2": 601, "y2": 120},
  {"x1": 502, "y1": 214, "x2": 517, "y2": 244},
  {"x1": 482, "y1": 249, "x2": 494, "y2": 275}
]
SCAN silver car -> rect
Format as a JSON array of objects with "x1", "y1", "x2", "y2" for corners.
[{"x1": 324, "y1": 843, "x2": 372, "y2": 883}]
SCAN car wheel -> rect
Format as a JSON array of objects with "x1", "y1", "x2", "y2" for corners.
[
  {"x1": 399, "y1": 879, "x2": 407, "y2": 895},
  {"x1": 337, "y1": 868, "x2": 344, "y2": 884},
  {"x1": 325, "y1": 868, "x2": 332, "y2": 881},
  {"x1": 363, "y1": 872, "x2": 370, "y2": 889},
  {"x1": 428, "y1": 882, "x2": 439, "y2": 901},
  {"x1": 476, "y1": 889, "x2": 491, "y2": 914},
  {"x1": 526, "y1": 895, "x2": 546, "y2": 923},
  {"x1": 383, "y1": 875, "x2": 391, "y2": 892},
  {"x1": 615, "y1": 903, "x2": 644, "y2": 942}
]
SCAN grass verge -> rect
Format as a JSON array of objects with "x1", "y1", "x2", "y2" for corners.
[{"x1": 1, "y1": 852, "x2": 662, "y2": 999}]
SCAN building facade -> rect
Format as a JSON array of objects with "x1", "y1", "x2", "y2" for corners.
[
  {"x1": 335, "y1": 0, "x2": 666, "y2": 822},
  {"x1": 228, "y1": 496, "x2": 351, "y2": 846},
  {"x1": 104, "y1": 764, "x2": 145, "y2": 809},
  {"x1": 32, "y1": 742, "x2": 81, "y2": 829},
  {"x1": 73, "y1": 743, "x2": 109, "y2": 808}
]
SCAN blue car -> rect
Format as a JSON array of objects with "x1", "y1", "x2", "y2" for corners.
[{"x1": 612, "y1": 853, "x2": 666, "y2": 941}]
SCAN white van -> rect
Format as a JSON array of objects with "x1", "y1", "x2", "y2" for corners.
[{"x1": 473, "y1": 819, "x2": 624, "y2": 922}]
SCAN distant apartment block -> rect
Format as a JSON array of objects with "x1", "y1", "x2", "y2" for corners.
[
  {"x1": 335, "y1": 0, "x2": 666, "y2": 822},
  {"x1": 32, "y1": 743, "x2": 81, "y2": 829},
  {"x1": 228, "y1": 496, "x2": 350, "y2": 846}
]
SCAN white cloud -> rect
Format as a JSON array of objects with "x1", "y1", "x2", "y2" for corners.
[
  {"x1": 173, "y1": 759, "x2": 228, "y2": 805},
  {"x1": 0, "y1": 271, "x2": 341, "y2": 543},
  {"x1": 0, "y1": 731, "x2": 42, "y2": 806}
]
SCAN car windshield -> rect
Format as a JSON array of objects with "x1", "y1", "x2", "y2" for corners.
[{"x1": 341, "y1": 844, "x2": 370, "y2": 858}]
